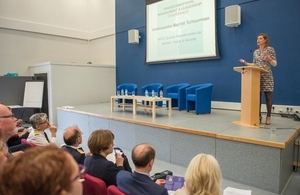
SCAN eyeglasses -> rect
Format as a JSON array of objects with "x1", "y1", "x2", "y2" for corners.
[
  {"x1": 0, "y1": 114, "x2": 15, "y2": 119},
  {"x1": 71, "y1": 164, "x2": 86, "y2": 183}
]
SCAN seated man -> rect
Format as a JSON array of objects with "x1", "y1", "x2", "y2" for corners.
[
  {"x1": 116, "y1": 143, "x2": 168, "y2": 195},
  {"x1": 26, "y1": 113, "x2": 57, "y2": 146},
  {"x1": 61, "y1": 125, "x2": 90, "y2": 164},
  {"x1": 0, "y1": 104, "x2": 29, "y2": 157},
  {"x1": 6, "y1": 106, "x2": 30, "y2": 147}
]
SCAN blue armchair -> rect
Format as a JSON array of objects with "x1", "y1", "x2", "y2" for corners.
[
  {"x1": 186, "y1": 83, "x2": 213, "y2": 114},
  {"x1": 165, "y1": 83, "x2": 190, "y2": 111},
  {"x1": 116, "y1": 83, "x2": 138, "y2": 104},
  {"x1": 141, "y1": 83, "x2": 164, "y2": 106}
]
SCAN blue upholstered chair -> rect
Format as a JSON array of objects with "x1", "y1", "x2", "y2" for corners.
[
  {"x1": 116, "y1": 83, "x2": 138, "y2": 104},
  {"x1": 165, "y1": 83, "x2": 190, "y2": 111},
  {"x1": 186, "y1": 83, "x2": 213, "y2": 114},
  {"x1": 141, "y1": 83, "x2": 163, "y2": 106}
]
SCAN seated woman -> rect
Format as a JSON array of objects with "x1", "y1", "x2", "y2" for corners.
[
  {"x1": 26, "y1": 113, "x2": 57, "y2": 146},
  {"x1": 175, "y1": 153, "x2": 222, "y2": 195},
  {"x1": 84, "y1": 129, "x2": 124, "y2": 186},
  {"x1": 0, "y1": 145, "x2": 83, "y2": 195}
]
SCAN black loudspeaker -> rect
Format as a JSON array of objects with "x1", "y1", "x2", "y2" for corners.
[
  {"x1": 128, "y1": 29, "x2": 139, "y2": 44},
  {"x1": 225, "y1": 5, "x2": 241, "y2": 27}
]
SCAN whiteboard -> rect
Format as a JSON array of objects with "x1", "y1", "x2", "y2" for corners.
[{"x1": 23, "y1": 81, "x2": 44, "y2": 108}]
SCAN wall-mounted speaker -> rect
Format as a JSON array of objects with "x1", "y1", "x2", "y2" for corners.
[
  {"x1": 128, "y1": 29, "x2": 140, "y2": 44},
  {"x1": 225, "y1": 5, "x2": 241, "y2": 27}
]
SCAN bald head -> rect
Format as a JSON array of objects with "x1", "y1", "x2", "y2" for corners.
[
  {"x1": 131, "y1": 143, "x2": 155, "y2": 168},
  {"x1": 63, "y1": 126, "x2": 82, "y2": 146},
  {"x1": 0, "y1": 104, "x2": 17, "y2": 142},
  {"x1": 0, "y1": 104, "x2": 9, "y2": 115}
]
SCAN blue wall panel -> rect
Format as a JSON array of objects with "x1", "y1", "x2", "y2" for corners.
[{"x1": 116, "y1": 0, "x2": 300, "y2": 105}]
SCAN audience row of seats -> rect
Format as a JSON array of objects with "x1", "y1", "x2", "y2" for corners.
[
  {"x1": 83, "y1": 173, "x2": 125, "y2": 195},
  {"x1": 117, "y1": 82, "x2": 213, "y2": 114}
]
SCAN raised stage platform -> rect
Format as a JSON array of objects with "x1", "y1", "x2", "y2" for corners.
[{"x1": 56, "y1": 103, "x2": 300, "y2": 194}]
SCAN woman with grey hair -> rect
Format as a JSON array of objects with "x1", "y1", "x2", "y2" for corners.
[{"x1": 26, "y1": 113, "x2": 57, "y2": 146}]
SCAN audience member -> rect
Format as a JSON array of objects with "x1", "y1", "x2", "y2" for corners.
[
  {"x1": 0, "y1": 104, "x2": 17, "y2": 144},
  {"x1": 6, "y1": 107, "x2": 30, "y2": 147},
  {"x1": 26, "y1": 113, "x2": 57, "y2": 146},
  {"x1": 116, "y1": 143, "x2": 168, "y2": 195},
  {"x1": 84, "y1": 129, "x2": 124, "y2": 186},
  {"x1": 0, "y1": 103, "x2": 29, "y2": 156},
  {"x1": 62, "y1": 125, "x2": 90, "y2": 164},
  {"x1": 0, "y1": 145, "x2": 83, "y2": 195},
  {"x1": 175, "y1": 153, "x2": 222, "y2": 195}
]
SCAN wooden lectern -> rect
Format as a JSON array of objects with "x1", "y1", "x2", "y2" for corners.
[{"x1": 233, "y1": 65, "x2": 268, "y2": 128}]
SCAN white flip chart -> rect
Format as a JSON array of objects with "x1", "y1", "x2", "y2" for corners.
[{"x1": 23, "y1": 81, "x2": 44, "y2": 108}]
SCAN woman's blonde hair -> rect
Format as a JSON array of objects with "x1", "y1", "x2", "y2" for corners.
[{"x1": 184, "y1": 153, "x2": 222, "y2": 195}]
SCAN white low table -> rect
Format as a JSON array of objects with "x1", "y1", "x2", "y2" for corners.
[
  {"x1": 111, "y1": 95, "x2": 172, "y2": 118},
  {"x1": 133, "y1": 96, "x2": 172, "y2": 118},
  {"x1": 110, "y1": 95, "x2": 134, "y2": 111}
]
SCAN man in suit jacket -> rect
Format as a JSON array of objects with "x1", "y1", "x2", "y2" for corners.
[
  {"x1": 116, "y1": 143, "x2": 168, "y2": 195},
  {"x1": 61, "y1": 125, "x2": 90, "y2": 164}
]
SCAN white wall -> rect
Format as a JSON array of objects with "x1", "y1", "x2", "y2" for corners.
[
  {"x1": 0, "y1": 0, "x2": 88, "y2": 27},
  {"x1": 89, "y1": 36, "x2": 116, "y2": 65},
  {"x1": 29, "y1": 62, "x2": 116, "y2": 124},
  {"x1": 0, "y1": 0, "x2": 115, "y2": 75}
]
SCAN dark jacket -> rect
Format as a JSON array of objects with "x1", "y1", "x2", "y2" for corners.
[
  {"x1": 61, "y1": 145, "x2": 85, "y2": 164},
  {"x1": 117, "y1": 170, "x2": 168, "y2": 195},
  {"x1": 84, "y1": 154, "x2": 124, "y2": 186}
]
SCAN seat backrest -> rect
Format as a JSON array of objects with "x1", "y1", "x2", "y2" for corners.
[
  {"x1": 83, "y1": 174, "x2": 107, "y2": 195},
  {"x1": 141, "y1": 83, "x2": 163, "y2": 95},
  {"x1": 117, "y1": 83, "x2": 138, "y2": 94},
  {"x1": 165, "y1": 83, "x2": 190, "y2": 93},
  {"x1": 186, "y1": 83, "x2": 213, "y2": 94},
  {"x1": 107, "y1": 185, "x2": 127, "y2": 195}
]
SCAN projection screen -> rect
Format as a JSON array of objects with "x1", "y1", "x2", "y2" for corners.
[{"x1": 146, "y1": 0, "x2": 219, "y2": 64}]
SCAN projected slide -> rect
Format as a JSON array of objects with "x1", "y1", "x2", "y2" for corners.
[{"x1": 146, "y1": 0, "x2": 218, "y2": 63}]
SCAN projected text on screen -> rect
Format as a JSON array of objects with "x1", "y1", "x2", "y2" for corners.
[{"x1": 146, "y1": 0, "x2": 218, "y2": 63}]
